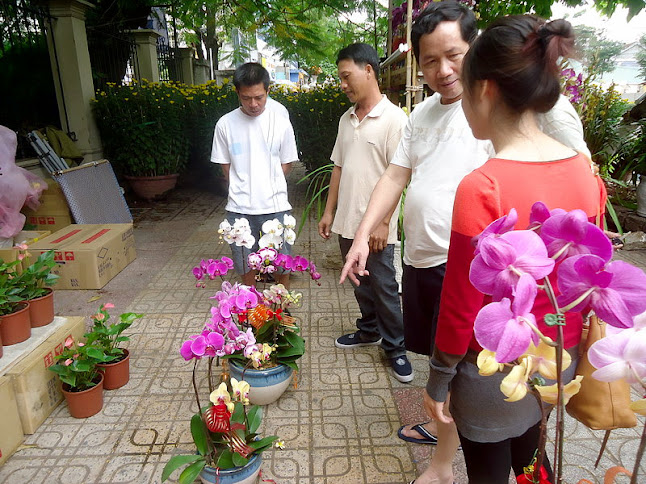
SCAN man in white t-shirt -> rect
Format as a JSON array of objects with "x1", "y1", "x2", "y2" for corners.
[
  {"x1": 318, "y1": 43, "x2": 412, "y2": 383},
  {"x1": 211, "y1": 63, "x2": 299, "y2": 287}
]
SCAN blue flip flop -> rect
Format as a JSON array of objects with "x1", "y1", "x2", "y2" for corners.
[{"x1": 397, "y1": 422, "x2": 438, "y2": 445}]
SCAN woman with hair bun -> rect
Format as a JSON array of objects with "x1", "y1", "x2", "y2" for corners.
[{"x1": 422, "y1": 15, "x2": 606, "y2": 483}]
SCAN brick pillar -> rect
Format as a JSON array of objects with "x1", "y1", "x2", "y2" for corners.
[{"x1": 128, "y1": 29, "x2": 161, "y2": 83}]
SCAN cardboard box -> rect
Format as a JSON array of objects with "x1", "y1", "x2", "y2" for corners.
[
  {"x1": 0, "y1": 230, "x2": 51, "y2": 272},
  {"x1": 29, "y1": 224, "x2": 136, "y2": 289},
  {"x1": 6, "y1": 316, "x2": 85, "y2": 434},
  {"x1": 0, "y1": 376, "x2": 24, "y2": 466},
  {"x1": 22, "y1": 180, "x2": 73, "y2": 232}
]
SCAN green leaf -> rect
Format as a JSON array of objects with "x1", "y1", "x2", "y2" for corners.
[
  {"x1": 215, "y1": 448, "x2": 234, "y2": 468},
  {"x1": 246, "y1": 405, "x2": 262, "y2": 434},
  {"x1": 231, "y1": 452, "x2": 249, "y2": 467},
  {"x1": 248, "y1": 435, "x2": 277, "y2": 452},
  {"x1": 231, "y1": 401, "x2": 245, "y2": 424},
  {"x1": 190, "y1": 413, "x2": 209, "y2": 455},
  {"x1": 178, "y1": 459, "x2": 206, "y2": 484},
  {"x1": 161, "y1": 454, "x2": 203, "y2": 482},
  {"x1": 283, "y1": 331, "x2": 305, "y2": 350}
]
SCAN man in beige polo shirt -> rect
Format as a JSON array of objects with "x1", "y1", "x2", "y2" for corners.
[{"x1": 318, "y1": 43, "x2": 412, "y2": 383}]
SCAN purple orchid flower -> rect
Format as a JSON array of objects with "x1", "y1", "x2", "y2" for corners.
[
  {"x1": 470, "y1": 230, "x2": 555, "y2": 301},
  {"x1": 528, "y1": 201, "x2": 566, "y2": 231},
  {"x1": 557, "y1": 254, "x2": 646, "y2": 328},
  {"x1": 293, "y1": 256, "x2": 309, "y2": 272},
  {"x1": 588, "y1": 311, "x2": 646, "y2": 384},
  {"x1": 474, "y1": 274, "x2": 539, "y2": 363},
  {"x1": 180, "y1": 331, "x2": 226, "y2": 360},
  {"x1": 539, "y1": 210, "x2": 612, "y2": 262},
  {"x1": 473, "y1": 209, "x2": 518, "y2": 254}
]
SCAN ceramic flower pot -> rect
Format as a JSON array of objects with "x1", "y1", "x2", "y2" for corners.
[
  {"x1": 125, "y1": 174, "x2": 179, "y2": 200},
  {"x1": 0, "y1": 302, "x2": 31, "y2": 345},
  {"x1": 228, "y1": 360, "x2": 293, "y2": 405},
  {"x1": 97, "y1": 349, "x2": 130, "y2": 390},
  {"x1": 637, "y1": 175, "x2": 646, "y2": 217},
  {"x1": 28, "y1": 288, "x2": 55, "y2": 327},
  {"x1": 199, "y1": 453, "x2": 262, "y2": 484},
  {"x1": 61, "y1": 373, "x2": 104, "y2": 419}
]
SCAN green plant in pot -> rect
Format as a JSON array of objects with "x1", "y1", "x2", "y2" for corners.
[
  {"x1": 92, "y1": 80, "x2": 190, "y2": 199},
  {"x1": 84, "y1": 303, "x2": 143, "y2": 390},
  {"x1": 162, "y1": 374, "x2": 278, "y2": 484},
  {"x1": 14, "y1": 249, "x2": 59, "y2": 327},
  {"x1": 0, "y1": 258, "x2": 31, "y2": 345},
  {"x1": 48, "y1": 335, "x2": 110, "y2": 418}
]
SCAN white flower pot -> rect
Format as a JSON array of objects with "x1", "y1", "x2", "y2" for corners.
[{"x1": 228, "y1": 360, "x2": 293, "y2": 405}]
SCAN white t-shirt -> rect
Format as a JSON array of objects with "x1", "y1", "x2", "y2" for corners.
[
  {"x1": 211, "y1": 107, "x2": 298, "y2": 215},
  {"x1": 330, "y1": 95, "x2": 408, "y2": 243},
  {"x1": 266, "y1": 97, "x2": 290, "y2": 120},
  {"x1": 391, "y1": 94, "x2": 493, "y2": 268},
  {"x1": 536, "y1": 95, "x2": 591, "y2": 159}
]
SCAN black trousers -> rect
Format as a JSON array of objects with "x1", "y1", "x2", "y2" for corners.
[{"x1": 458, "y1": 421, "x2": 554, "y2": 484}]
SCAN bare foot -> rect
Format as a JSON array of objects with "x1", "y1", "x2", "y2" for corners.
[
  {"x1": 414, "y1": 465, "x2": 454, "y2": 484},
  {"x1": 400, "y1": 421, "x2": 438, "y2": 441}
]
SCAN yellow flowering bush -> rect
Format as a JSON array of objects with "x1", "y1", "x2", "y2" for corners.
[{"x1": 92, "y1": 80, "x2": 348, "y2": 179}]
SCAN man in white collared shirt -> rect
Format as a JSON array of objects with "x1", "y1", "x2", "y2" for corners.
[{"x1": 318, "y1": 43, "x2": 412, "y2": 383}]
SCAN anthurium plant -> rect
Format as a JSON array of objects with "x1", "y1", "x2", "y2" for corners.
[
  {"x1": 48, "y1": 336, "x2": 110, "y2": 391},
  {"x1": 161, "y1": 376, "x2": 278, "y2": 483},
  {"x1": 469, "y1": 202, "x2": 646, "y2": 484},
  {"x1": 15, "y1": 249, "x2": 59, "y2": 300},
  {"x1": 0, "y1": 259, "x2": 23, "y2": 316},
  {"x1": 84, "y1": 303, "x2": 143, "y2": 363}
]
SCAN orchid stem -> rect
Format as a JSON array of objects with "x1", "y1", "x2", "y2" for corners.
[
  {"x1": 524, "y1": 318, "x2": 558, "y2": 347},
  {"x1": 531, "y1": 388, "x2": 548, "y2": 483},
  {"x1": 631, "y1": 420, "x2": 646, "y2": 484},
  {"x1": 543, "y1": 277, "x2": 565, "y2": 484}
]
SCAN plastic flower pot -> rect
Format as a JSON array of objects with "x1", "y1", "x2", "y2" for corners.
[
  {"x1": 28, "y1": 288, "x2": 55, "y2": 327},
  {"x1": 0, "y1": 302, "x2": 31, "y2": 345},
  {"x1": 199, "y1": 453, "x2": 262, "y2": 484},
  {"x1": 61, "y1": 373, "x2": 104, "y2": 419},
  {"x1": 97, "y1": 349, "x2": 130, "y2": 390},
  {"x1": 228, "y1": 360, "x2": 293, "y2": 405}
]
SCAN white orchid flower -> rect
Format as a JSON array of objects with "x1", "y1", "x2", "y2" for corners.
[
  {"x1": 230, "y1": 378, "x2": 250, "y2": 405},
  {"x1": 259, "y1": 233, "x2": 283, "y2": 249},
  {"x1": 284, "y1": 228, "x2": 296, "y2": 245},
  {"x1": 209, "y1": 382, "x2": 234, "y2": 413},
  {"x1": 283, "y1": 214, "x2": 296, "y2": 229},
  {"x1": 262, "y1": 219, "x2": 284, "y2": 237}
]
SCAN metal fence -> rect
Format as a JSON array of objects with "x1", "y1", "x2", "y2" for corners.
[
  {"x1": 157, "y1": 35, "x2": 182, "y2": 83},
  {"x1": 87, "y1": 25, "x2": 139, "y2": 91}
]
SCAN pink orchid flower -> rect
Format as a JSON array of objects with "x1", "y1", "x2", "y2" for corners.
[
  {"x1": 557, "y1": 254, "x2": 646, "y2": 328},
  {"x1": 470, "y1": 230, "x2": 555, "y2": 301},
  {"x1": 474, "y1": 274, "x2": 539, "y2": 363},
  {"x1": 473, "y1": 208, "x2": 518, "y2": 254},
  {"x1": 539, "y1": 210, "x2": 612, "y2": 262}
]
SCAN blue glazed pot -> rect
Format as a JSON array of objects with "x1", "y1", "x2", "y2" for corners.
[
  {"x1": 199, "y1": 453, "x2": 262, "y2": 484},
  {"x1": 228, "y1": 360, "x2": 293, "y2": 405}
]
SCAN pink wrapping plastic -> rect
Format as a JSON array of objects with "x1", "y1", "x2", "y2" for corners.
[{"x1": 0, "y1": 125, "x2": 47, "y2": 239}]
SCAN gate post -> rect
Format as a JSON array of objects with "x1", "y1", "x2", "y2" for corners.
[
  {"x1": 46, "y1": 0, "x2": 103, "y2": 161},
  {"x1": 128, "y1": 29, "x2": 161, "y2": 83},
  {"x1": 176, "y1": 47, "x2": 195, "y2": 85}
]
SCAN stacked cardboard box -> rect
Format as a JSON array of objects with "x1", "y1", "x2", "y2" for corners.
[
  {"x1": 29, "y1": 224, "x2": 136, "y2": 289},
  {"x1": 22, "y1": 179, "x2": 73, "y2": 233},
  {"x1": 0, "y1": 316, "x2": 85, "y2": 467}
]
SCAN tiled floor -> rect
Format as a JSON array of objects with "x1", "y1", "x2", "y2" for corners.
[{"x1": 1, "y1": 165, "x2": 645, "y2": 483}]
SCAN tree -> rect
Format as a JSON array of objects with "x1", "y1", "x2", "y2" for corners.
[{"x1": 574, "y1": 25, "x2": 625, "y2": 75}]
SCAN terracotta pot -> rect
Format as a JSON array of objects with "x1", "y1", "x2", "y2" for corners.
[
  {"x1": 228, "y1": 360, "x2": 293, "y2": 405},
  {"x1": 97, "y1": 349, "x2": 130, "y2": 390},
  {"x1": 0, "y1": 329, "x2": 3, "y2": 358},
  {"x1": 0, "y1": 302, "x2": 31, "y2": 345},
  {"x1": 125, "y1": 174, "x2": 179, "y2": 200},
  {"x1": 62, "y1": 373, "x2": 104, "y2": 418},
  {"x1": 28, "y1": 288, "x2": 55, "y2": 327}
]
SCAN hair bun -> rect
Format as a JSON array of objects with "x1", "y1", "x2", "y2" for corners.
[{"x1": 540, "y1": 19, "x2": 575, "y2": 60}]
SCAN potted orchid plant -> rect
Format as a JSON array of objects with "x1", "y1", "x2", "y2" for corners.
[
  {"x1": 162, "y1": 374, "x2": 278, "y2": 484},
  {"x1": 182, "y1": 215, "x2": 321, "y2": 405},
  {"x1": 468, "y1": 202, "x2": 646, "y2": 484}
]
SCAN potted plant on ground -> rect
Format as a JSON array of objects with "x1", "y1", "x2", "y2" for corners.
[
  {"x1": 183, "y1": 216, "x2": 320, "y2": 404},
  {"x1": 0, "y1": 258, "x2": 31, "y2": 345},
  {"x1": 161, "y1": 374, "x2": 278, "y2": 484},
  {"x1": 92, "y1": 80, "x2": 190, "y2": 200},
  {"x1": 14, "y1": 248, "x2": 59, "y2": 327},
  {"x1": 84, "y1": 303, "x2": 143, "y2": 390},
  {"x1": 48, "y1": 335, "x2": 109, "y2": 418}
]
